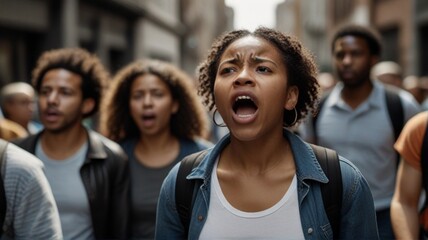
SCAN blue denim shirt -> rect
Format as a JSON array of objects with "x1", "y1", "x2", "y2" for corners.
[{"x1": 156, "y1": 129, "x2": 379, "y2": 239}]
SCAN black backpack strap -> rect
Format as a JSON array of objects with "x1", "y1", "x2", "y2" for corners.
[
  {"x1": 384, "y1": 87, "x2": 404, "y2": 168},
  {"x1": 310, "y1": 144, "x2": 342, "y2": 239},
  {"x1": 384, "y1": 87, "x2": 404, "y2": 142},
  {"x1": 422, "y1": 114, "x2": 428, "y2": 176},
  {"x1": 0, "y1": 139, "x2": 8, "y2": 235},
  {"x1": 175, "y1": 150, "x2": 208, "y2": 237},
  {"x1": 420, "y1": 115, "x2": 428, "y2": 213}
]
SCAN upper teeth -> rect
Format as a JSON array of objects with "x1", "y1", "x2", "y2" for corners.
[{"x1": 236, "y1": 96, "x2": 251, "y2": 101}]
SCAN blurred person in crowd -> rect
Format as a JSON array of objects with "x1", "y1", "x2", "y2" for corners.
[
  {"x1": 299, "y1": 24, "x2": 420, "y2": 239},
  {"x1": 0, "y1": 139, "x2": 62, "y2": 239},
  {"x1": 403, "y1": 75, "x2": 428, "y2": 104},
  {"x1": 0, "y1": 82, "x2": 43, "y2": 134},
  {"x1": 390, "y1": 111, "x2": 428, "y2": 239},
  {"x1": 0, "y1": 118, "x2": 28, "y2": 141},
  {"x1": 14, "y1": 48, "x2": 129, "y2": 240},
  {"x1": 371, "y1": 61, "x2": 403, "y2": 88},
  {"x1": 99, "y1": 59, "x2": 212, "y2": 239},
  {"x1": 156, "y1": 27, "x2": 378, "y2": 239}
]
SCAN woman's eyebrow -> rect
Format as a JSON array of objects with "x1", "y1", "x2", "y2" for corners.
[
  {"x1": 219, "y1": 57, "x2": 240, "y2": 67},
  {"x1": 252, "y1": 56, "x2": 278, "y2": 67}
]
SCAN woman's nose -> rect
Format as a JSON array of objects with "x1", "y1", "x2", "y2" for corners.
[
  {"x1": 233, "y1": 68, "x2": 255, "y2": 86},
  {"x1": 143, "y1": 94, "x2": 153, "y2": 106}
]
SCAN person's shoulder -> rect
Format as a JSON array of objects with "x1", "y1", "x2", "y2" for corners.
[
  {"x1": 337, "y1": 155, "x2": 359, "y2": 173},
  {"x1": 335, "y1": 155, "x2": 369, "y2": 192},
  {"x1": 405, "y1": 111, "x2": 428, "y2": 129},
  {"x1": 383, "y1": 83, "x2": 420, "y2": 106},
  {"x1": 4, "y1": 142, "x2": 44, "y2": 176},
  {"x1": 12, "y1": 133, "x2": 39, "y2": 152},
  {"x1": 382, "y1": 83, "x2": 421, "y2": 114},
  {"x1": 118, "y1": 138, "x2": 136, "y2": 152},
  {"x1": 397, "y1": 87, "x2": 420, "y2": 103}
]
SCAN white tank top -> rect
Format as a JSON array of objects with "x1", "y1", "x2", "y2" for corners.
[{"x1": 199, "y1": 158, "x2": 305, "y2": 239}]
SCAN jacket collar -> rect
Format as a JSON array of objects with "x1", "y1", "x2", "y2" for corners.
[
  {"x1": 86, "y1": 130, "x2": 107, "y2": 160},
  {"x1": 188, "y1": 129, "x2": 328, "y2": 184},
  {"x1": 27, "y1": 128, "x2": 107, "y2": 163}
]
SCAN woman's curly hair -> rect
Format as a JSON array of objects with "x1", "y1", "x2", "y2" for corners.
[
  {"x1": 197, "y1": 27, "x2": 320, "y2": 127},
  {"x1": 100, "y1": 59, "x2": 209, "y2": 142},
  {"x1": 32, "y1": 48, "x2": 109, "y2": 118}
]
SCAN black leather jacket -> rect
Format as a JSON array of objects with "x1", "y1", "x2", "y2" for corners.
[{"x1": 14, "y1": 129, "x2": 129, "y2": 239}]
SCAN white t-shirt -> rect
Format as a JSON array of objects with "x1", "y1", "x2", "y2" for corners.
[{"x1": 199, "y1": 158, "x2": 304, "y2": 239}]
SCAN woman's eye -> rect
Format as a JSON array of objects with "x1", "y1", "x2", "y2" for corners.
[
  {"x1": 220, "y1": 67, "x2": 235, "y2": 75},
  {"x1": 61, "y1": 90, "x2": 73, "y2": 96},
  {"x1": 257, "y1": 66, "x2": 271, "y2": 73},
  {"x1": 40, "y1": 89, "x2": 49, "y2": 96},
  {"x1": 152, "y1": 92, "x2": 164, "y2": 98},
  {"x1": 131, "y1": 93, "x2": 143, "y2": 99}
]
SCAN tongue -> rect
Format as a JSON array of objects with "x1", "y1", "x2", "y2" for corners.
[{"x1": 236, "y1": 106, "x2": 257, "y2": 116}]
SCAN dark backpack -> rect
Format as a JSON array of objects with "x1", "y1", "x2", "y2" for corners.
[
  {"x1": 313, "y1": 87, "x2": 404, "y2": 164},
  {"x1": 419, "y1": 115, "x2": 428, "y2": 218},
  {"x1": 175, "y1": 144, "x2": 343, "y2": 239},
  {"x1": 0, "y1": 139, "x2": 8, "y2": 236}
]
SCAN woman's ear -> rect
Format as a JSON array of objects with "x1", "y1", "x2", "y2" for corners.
[
  {"x1": 82, "y1": 98, "x2": 95, "y2": 115},
  {"x1": 284, "y1": 86, "x2": 299, "y2": 110}
]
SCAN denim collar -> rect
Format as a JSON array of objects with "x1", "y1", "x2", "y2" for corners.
[{"x1": 187, "y1": 129, "x2": 328, "y2": 184}]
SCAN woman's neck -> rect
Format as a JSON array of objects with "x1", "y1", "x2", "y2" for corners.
[
  {"x1": 135, "y1": 130, "x2": 180, "y2": 167},
  {"x1": 138, "y1": 130, "x2": 178, "y2": 151},
  {"x1": 222, "y1": 129, "x2": 292, "y2": 175}
]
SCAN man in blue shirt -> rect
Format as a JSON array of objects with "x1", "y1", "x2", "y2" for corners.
[{"x1": 300, "y1": 24, "x2": 420, "y2": 239}]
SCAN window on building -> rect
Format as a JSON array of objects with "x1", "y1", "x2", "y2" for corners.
[
  {"x1": 109, "y1": 49, "x2": 127, "y2": 75},
  {"x1": 380, "y1": 27, "x2": 399, "y2": 63},
  {"x1": 334, "y1": 0, "x2": 353, "y2": 22},
  {"x1": 419, "y1": 24, "x2": 428, "y2": 76}
]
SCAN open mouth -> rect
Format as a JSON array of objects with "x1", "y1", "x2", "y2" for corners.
[
  {"x1": 140, "y1": 113, "x2": 156, "y2": 127},
  {"x1": 233, "y1": 95, "x2": 258, "y2": 117},
  {"x1": 142, "y1": 114, "x2": 156, "y2": 121}
]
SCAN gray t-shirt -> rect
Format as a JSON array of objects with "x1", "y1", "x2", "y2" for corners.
[
  {"x1": 299, "y1": 81, "x2": 421, "y2": 210},
  {"x1": 121, "y1": 138, "x2": 212, "y2": 239},
  {"x1": 36, "y1": 141, "x2": 93, "y2": 240}
]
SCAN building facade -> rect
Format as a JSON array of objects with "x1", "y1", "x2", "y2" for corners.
[
  {"x1": 276, "y1": 0, "x2": 428, "y2": 77},
  {"x1": 0, "y1": 0, "x2": 232, "y2": 87}
]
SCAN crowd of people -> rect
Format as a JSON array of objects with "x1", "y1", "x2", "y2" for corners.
[{"x1": 0, "y1": 23, "x2": 427, "y2": 240}]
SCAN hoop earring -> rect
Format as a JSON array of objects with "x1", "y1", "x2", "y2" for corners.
[
  {"x1": 288, "y1": 107, "x2": 298, "y2": 126},
  {"x1": 212, "y1": 109, "x2": 227, "y2": 127}
]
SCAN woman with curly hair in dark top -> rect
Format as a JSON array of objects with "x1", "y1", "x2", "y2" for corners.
[
  {"x1": 155, "y1": 27, "x2": 379, "y2": 239},
  {"x1": 100, "y1": 59, "x2": 212, "y2": 239}
]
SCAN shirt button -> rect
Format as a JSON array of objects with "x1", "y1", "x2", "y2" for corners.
[
  {"x1": 308, "y1": 228, "x2": 313, "y2": 234},
  {"x1": 198, "y1": 215, "x2": 204, "y2": 221}
]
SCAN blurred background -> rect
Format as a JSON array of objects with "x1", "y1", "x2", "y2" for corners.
[{"x1": 0, "y1": 0, "x2": 427, "y2": 86}]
